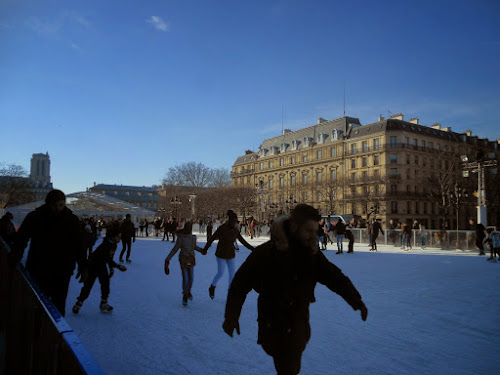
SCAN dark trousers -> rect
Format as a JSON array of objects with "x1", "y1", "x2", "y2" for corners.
[
  {"x1": 120, "y1": 238, "x2": 132, "y2": 260},
  {"x1": 77, "y1": 263, "x2": 110, "y2": 302},
  {"x1": 30, "y1": 269, "x2": 71, "y2": 316},
  {"x1": 476, "y1": 238, "x2": 484, "y2": 252},
  {"x1": 163, "y1": 231, "x2": 169, "y2": 241},
  {"x1": 371, "y1": 235, "x2": 378, "y2": 250},
  {"x1": 181, "y1": 265, "x2": 194, "y2": 295},
  {"x1": 348, "y1": 238, "x2": 354, "y2": 252}
]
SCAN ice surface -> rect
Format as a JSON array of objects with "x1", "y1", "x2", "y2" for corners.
[{"x1": 65, "y1": 235, "x2": 500, "y2": 375}]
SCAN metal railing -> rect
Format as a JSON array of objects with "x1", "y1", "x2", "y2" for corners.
[{"x1": 0, "y1": 237, "x2": 105, "y2": 375}]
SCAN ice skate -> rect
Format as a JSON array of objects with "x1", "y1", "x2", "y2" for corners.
[
  {"x1": 126, "y1": 259, "x2": 132, "y2": 263},
  {"x1": 100, "y1": 300, "x2": 113, "y2": 313},
  {"x1": 188, "y1": 292, "x2": 193, "y2": 301},
  {"x1": 209, "y1": 285, "x2": 216, "y2": 299},
  {"x1": 72, "y1": 300, "x2": 83, "y2": 314},
  {"x1": 182, "y1": 294, "x2": 188, "y2": 306},
  {"x1": 119, "y1": 258, "x2": 124, "y2": 263}
]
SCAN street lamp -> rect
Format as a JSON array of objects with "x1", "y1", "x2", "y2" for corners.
[
  {"x1": 170, "y1": 196, "x2": 182, "y2": 218},
  {"x1": 285, "y1": 196, "x2": 297, "y2": 213},
  {"x1": 462, "y1": 152, "x2": 497, "y2": 225},
  {"x1": 188, "y1": 193, "x2": 197, "y2": 221}
]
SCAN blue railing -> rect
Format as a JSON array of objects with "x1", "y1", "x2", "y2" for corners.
[{"x1": 0, "y1": 237, "x2": 105, "y2": 375}]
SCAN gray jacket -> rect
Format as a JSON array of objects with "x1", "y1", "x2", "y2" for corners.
[{"x1": 166, "y1": 233, "x2": 204, "y2": 267}]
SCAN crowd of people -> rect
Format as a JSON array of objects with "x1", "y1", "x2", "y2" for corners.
[{"x1": 2, "y1": 188, "x2": 499, "y2": 374}]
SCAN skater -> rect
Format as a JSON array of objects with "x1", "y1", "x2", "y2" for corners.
[
  {"x1": 164, "y1": 221, "x2": 206, "y2": 306},
  {"x1": 206, "y1": 220, "x2": 213, "y2": 240},
  {"x1": 0, "y1": 211, "x2": 16, "y2": 246},
  {"x1": 10, "y1": 190, "x2": 87, "y2": 316},
  {"x1": 484, "y1": 228, "x2": 500, "y2": 261},
  {"x1": 119, "y1": 214, "x2": 136, "y2": 263},
  {"x1": 223, "y1": 205, "x2": 367, "y2": 375},
  {"x1": 418, "y1": 223, "x2": 426, "y2": 249},
  {"x1": 470, "y1": 219, "x2": 486, "y2": 255},
  {"x1": 203, "y1": 210, "x2": 255, "y2": 299},
  {"x1": 334, "y1": 219, "x2": 346, "y2": 254},
  {"x1": 370, "y1": 219, "x2": 385, "y2": 251},
  {"x1": 346, "y1": 223, "x2": 355, "y2": 253},
  {"x1": 72, "y1": 224, "x2": 127, "y2": 314}
]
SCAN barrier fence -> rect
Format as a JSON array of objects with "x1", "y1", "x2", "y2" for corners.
[{"x1": 0, "y1": 237, "x2": 105, "y2": 375}]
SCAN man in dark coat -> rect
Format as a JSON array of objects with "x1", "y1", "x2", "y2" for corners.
[
  {"x1": 223, "y1": 204, "x2": 367, "y2": 375},
  {"x1": 10, "y1": 190, "x2": 87, "y2": 316},
  {"x1": 119, "y1": 214, "x2": 136, "y2": 263},
  {"x1": 0, "y1": 212, "x2": 16, "y2": 246},
  {"x1": 370, "y1": 219, "x2": 385, "y2": 251},
  {"x1": 470, "y1": 219, "x2": 486, "y2": 255}
]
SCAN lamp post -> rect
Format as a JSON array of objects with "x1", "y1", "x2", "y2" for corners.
[
  {"x1": 170, "y1": 196, "x2": 182, "y2": 219},
  {"x1": 461, "y1": 152, "x2": 497, "y2": 225},
  {"x1": 188, "y1": 193, "x2": 197, "y2": 221},
  {"x1": 285, "y1": 196, "x2": 297, "y2": 214}
]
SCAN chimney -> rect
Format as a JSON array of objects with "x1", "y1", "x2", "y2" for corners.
[
  {"x1": 441, "y1": 127, "x2": 452, "y2": 132},
  {"x1": 431, "y1": 123, "x2": 441, "y2": 130},
  {"x1": 409, "y1": 118, "x2": 419, "y2": 124},
  {"x1": 317, "y1": 117, "x2": 327, "y2": 124},
  {"x1": 378, "y1": 115, "x2": 385, "y2": 122},
  {"x1": 466, "y1": 130, "x2": 472, "y2": 137},
  {"x1": 389, "y1": 113, "x2": 404, "y2": 120},
  {"x1": 282, "y1": 128, "x2": 292, "y2": 135},
  {"x1": 245, "y1": 150, "x2": 254, "y2": 155}
]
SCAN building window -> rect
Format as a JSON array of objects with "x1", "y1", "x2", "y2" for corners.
[
  {"x1": 280, "y1": 158, "x2": 284, "y2": 166},
  {"x1": 351, "y1": 172, "x2": 357, "y2": 180},
  {"x1": 260, "y1": 162, "x2": 264, "y2": 170},
  {"x1": 362, "y1": 141, "x2": 368, "y2": 153},
  {"x1": 331, "y1": 169, "x2": 337, "y2": 180},
  {"x1": 330, "y1": 147, "x2": 337, "y2": 157},
  {"x1": 291, "y1": 175, "x2": 296, "y2": 186},
  {"x1": 374, "y1": 169, "x2": 380, "y2": 177},
  {"x1": 415, "y1": 201, "x2": 420, "y2": 214},
  {"x1": 390, "y1": 154, "x2": 398, "y2": 164},
  {"x1": 316, "y1": 191, "x2": 322, "y2": 201},
  {"x1": 415, "y1": 155, "x2": 419, "y2": 165},
  {"x1": 269, "y1": 161, "x2": 273, "y2": 168},
  {"x1": 429, "y1": 142, "x2": 433, "y2": 150},
  {"x1": 405, "y1": 137, "x2": 410, "y2": 145},
  {"x1": 391, "y1": 168, "x2": 398, "y2": 176},
  {"x1": 351, "y1": 144, "x2": 357, "y2": 155},
  {"x1": 269, "y1": 179, "x2": 273, "y2": 189},
  {"x1": 391, "y1": 201, "x2": 398, "y2": 214},
  {"x1": 407, "y1": 185, "x2": 411, "y2": 193},
  {"x1": 351, "y1": 159, "x2": 356, "y2": 169},
  {"x1": 302, "y1": 174, "x2": 308, "y2": 184},
  {"x1": 280, "y1": 177, "x2": 284, "y2": 187},
  {"x1": 421, "y1": 140, "x2": 426, "y2": 148},
  {"x1": 407, "y1": 201, "x2": 411, "y2": 214},
  {"x1": 413, "y1": 139, "x2": 418, "y2": 147},
  {"x1": 407, "y1": 169, "x2": 411, "y2": 179},
  {"x1": 302, "y1": 155, "x2": 308, "y2": 162},
  {"x1": 391, "y1": 185, "x2": 397, "y2": 193},
  {"x1": 374, "y1": 155, "x2": 380, "y2": 165},
  {"x1": 423, "y1": 202, "x2": 427, "y2": 214},
  {"x1": 362, "y1": 157, "x2": 368, "y2": 167},
  {"x1": 390, "y1": 136, "x2": 398, "y2": 148},
  {"x1": 317, "y1": 172, "x2": 322, "y2": 183},
  {"x1": 373, "y1": 139, "x2": 380, "y2": 151},
  {"x1": 317, "y1": 150, "x2": 322, "y2": 160},
  {"x1": 362, "y1": 171, "x2": 368, "y2": 179}
]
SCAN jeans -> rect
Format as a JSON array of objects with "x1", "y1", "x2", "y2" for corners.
[
  {"x1": 120, "y1": 238, "x2": 132, "y2": 260},
  {"x1": 212, "y1": 257, "x2": 236, "y2": 287},
  {"x1": 420, "y1": 236, "x2": 426, "y2": 247},
  {"x1": 181, "y1": 266, "x2": 194, "y2": 295},
  {"x1": 337, "y1": 235, "x2": 345, "y2": 251}
]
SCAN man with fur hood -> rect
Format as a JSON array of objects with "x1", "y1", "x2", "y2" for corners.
[{"x1": 223, "y1": 204, "x2": 368, "y2": 375}]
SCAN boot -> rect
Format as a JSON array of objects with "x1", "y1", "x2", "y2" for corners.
[
  {"x1": 100, "y1": 300, "x2": 113, "y2": 313},
  {"x1": 209, "y1": 285, "x2": 216, "y2": 299},
  {"x1": 188, "y1": 292, "x2": 193, "y2": 301},
  {"x1": 72, "y1": 300, "x2": 83, "y2": 314},
  {"x1": 182, "y1": 294, "x2": 188, "y2": 306}
]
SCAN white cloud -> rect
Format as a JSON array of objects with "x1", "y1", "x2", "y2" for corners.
[{"x1": 146, "y1": 16, "x2": 169, "y2": 32}]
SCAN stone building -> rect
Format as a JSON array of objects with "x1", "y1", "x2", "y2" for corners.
[
  {"x1": 30, "y1": 153, "x2": 53, "y2": 201},
  {"x1": 231, "y1": 115, "x2": 500, "y2": 229}
]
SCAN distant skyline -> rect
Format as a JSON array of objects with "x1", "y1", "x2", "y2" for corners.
[{"x1": 1, "y1": 0, "x2": 499, "y2": 194}]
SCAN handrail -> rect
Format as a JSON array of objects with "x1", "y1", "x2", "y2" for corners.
[{"x1": 0, "y1": 237, "x2": 105, "y2": 375}]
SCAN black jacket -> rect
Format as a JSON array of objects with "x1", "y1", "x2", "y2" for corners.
[
  {"x1": 225, "y1": 240, "x2": 364, "y2": 350},
  {"x1": 13, "y1": 204, "x2": 86, "y2": 277},
  {"x1": 335, "y1": 221, "x2": 346, "y2": 235},
  {"x1": 206, "y1": 222, "x2": 254, "y2": 259},
  {"x1": 120, "y1": 220, "x2": 136, "y2": 240},
  {"x1": 0, "y1": 215, "x2": 16, "y2": 245},
  {"x1": 88, "y1": 237, "x2": 119, "y2": 269}
]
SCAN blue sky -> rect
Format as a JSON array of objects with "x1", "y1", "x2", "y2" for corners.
[{"x1": 1, "y1": 0, "x2": 499, "y2": 194}]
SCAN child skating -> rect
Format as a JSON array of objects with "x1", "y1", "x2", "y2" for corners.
[
  {"x1": 164, "y1": 221, "x2": 205, "y2": 306},
  {"x1": 72, "y1": 225, "x2": 127, "y2": 314}
]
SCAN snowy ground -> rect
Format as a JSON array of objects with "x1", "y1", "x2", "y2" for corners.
[{"x1": 65, "y1": 234, "x2": 500, "y2": 375}]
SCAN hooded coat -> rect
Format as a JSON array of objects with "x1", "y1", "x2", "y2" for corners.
[{"x1": 225, "y1": 236, "x2": 364, "y2": 358}]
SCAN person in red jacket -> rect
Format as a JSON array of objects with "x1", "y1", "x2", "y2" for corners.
[{"x1": 223, "y1": 205, "x2": 367, "y2": 375}]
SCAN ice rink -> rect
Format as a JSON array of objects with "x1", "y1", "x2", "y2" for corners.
[{"x1": 65, "y1": 234, "x2": 500, "y2": 375}]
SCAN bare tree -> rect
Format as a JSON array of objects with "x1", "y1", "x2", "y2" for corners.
[
  {"x1": 0, "y1": 163, "x2": 35, "y2": 208},
  {"x1": 209, "y1": 168, "x2": 231, "y2": 188},
  {"x1": 163, "y1": 162, "x2": 214, "y2": 188}
]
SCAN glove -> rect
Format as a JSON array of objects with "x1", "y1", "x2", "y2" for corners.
[
  {"x1": 359, "y1": 302, "x2": 368, "y2": 321},
  {"x1": 164, "y1": 259, "x2": 170, "y2": 275},
  {"x1": 222, "y1": 319, "x2": 240, "y2": 337},
  {"x1": 76, "y1": 266, "x2": 88, "y2": 283},
  {"x1": 117, "y1": 264, "x2": 127, "y2": 272}
]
